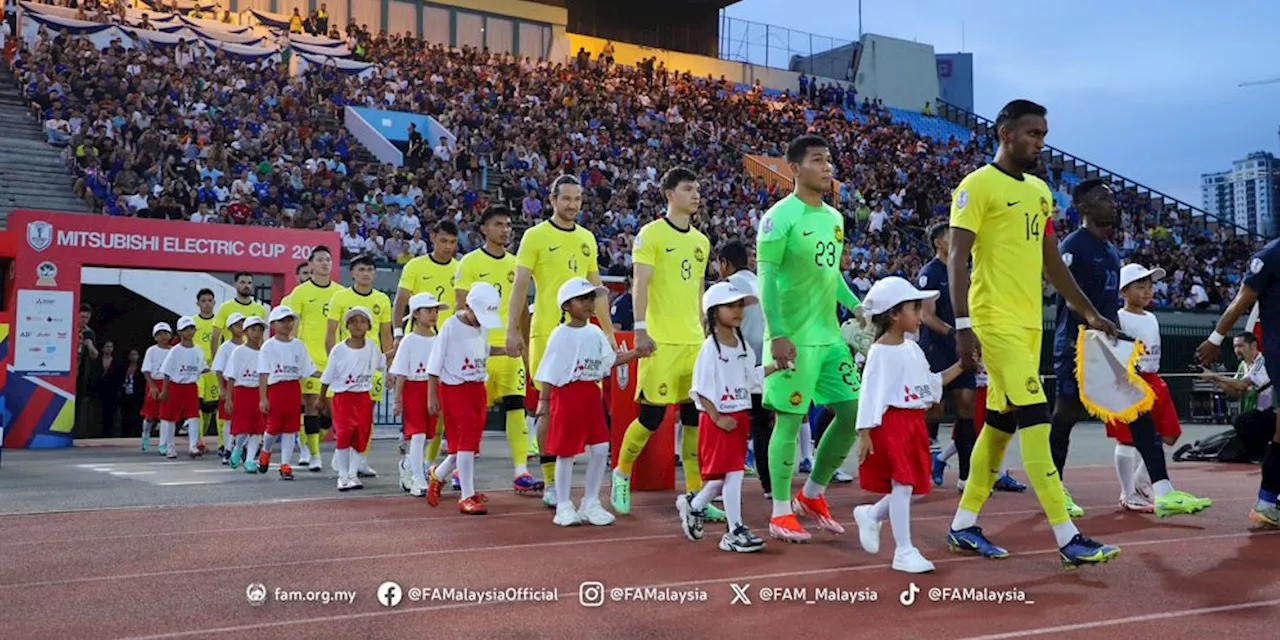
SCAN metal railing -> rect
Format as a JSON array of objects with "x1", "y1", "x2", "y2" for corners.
[{"x1": 718, "y1": 15, "x2": 856, "y2": 78}]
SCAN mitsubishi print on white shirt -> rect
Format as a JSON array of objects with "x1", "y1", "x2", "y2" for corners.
[
  {"x1": 855, "y1": 341, "x2": 943, "y2": 430},
  {"x1": 142, "y1": 345, "x2": 170, "y2": 379},
  {"x1": 321, "y1": 341, "x2": 387, "y2": 393},
  {"x1": 535, "y1": 324, "x2": 617, "y2": 387},
  {"x1": 257, "y1": 337, "x2": 318, "y2": 383},
  {"x1": 689, "y1": 336, "x2": 761, "y2": 414},
  {"x1": 389, "y1": 333, "x2": 437, "y2": 382},
  {"x1": 158, "y1": 344, "x2": 206, "y2": 384},
  {"x1": 227, "y1": 345, "x2": 262, "y2": 388},
  {"x1": 211, "y1": 340, "x2": 240, "y2": 376},
  {"x1": 425, "y1": 316, "x2": 488, "y2": 385},
  {"x1": 1118, "y1": 309, "x2": 1161, "y2": 373}
]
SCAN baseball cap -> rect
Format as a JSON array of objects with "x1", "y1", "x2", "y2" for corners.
[
  {"x1": 861, "y1": 276, "x2": 938, "y2": 316},
  {"x1": 176, "y1": 316, "x2": 196, "y2": 331},
  {"x1": 152, "y1": 322, "x2": 173, "y2": 337},
  {"x1": 268, "y1": 306, "x2": 297, "y2": 323},
  {"x1": 702, "y1": 281, "x2": 759, "y2": 314},
  {"x1": 225, "y1": 312, "x2": 246, "y2": 329},
  {"x1": 403, "y1": 292, "x2": 450, "y2": 323},
  {"x1": 557, "y1": 277, "x2": 607, "y2": 308},
  {"x1": 243, "y1": 317, "x2": 267, "y2": 331},
  {"x1": 343, "y1": 306, "x2": 372, "y2": 325},
  {"x1": 1120, "y1": 263, "x2": 1166, "y2": 290},
  {"x1": 467, "y1": 283, "x2": 503, "y2": 330}
]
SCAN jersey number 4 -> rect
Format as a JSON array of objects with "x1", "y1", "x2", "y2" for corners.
[
  {"x1": 568, "y1": 255, "x2": 579, "y2": 274},
  {"x1": 1024, "y1": 213, "x2": 1041, "y2": 242},
  {"x1": 813, "y1": 241, "x2": 837, "y2": 267}
]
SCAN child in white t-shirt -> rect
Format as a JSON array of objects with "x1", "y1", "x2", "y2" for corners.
[
  {"x1": 257, "y1": 306, "x2": 319, "y2": 480},
  {"x1": 225, "y1": 318, "x2": 267, "y2": 472},
  {"x1": 158, "y1": 316, "x2": 209, "y2": 459},
  {"x1": 211, "y1": 313, "x2": 246, "y2": 466},
  {"x1": 321, "y1": 307, "x2": 387, "y2": 491},
  {"x1": 391, "y1": 293, "x2": 448, "y2": 496},
  {"x1": 140, "y1": 322, "x2": 173, "y2": 453}
]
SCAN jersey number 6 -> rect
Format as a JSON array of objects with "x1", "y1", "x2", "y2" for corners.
[{"x1": 813, "y1": 241, "x2": 838, "y2": 267}]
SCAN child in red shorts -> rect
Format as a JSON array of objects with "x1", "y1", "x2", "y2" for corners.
[
  {"x1": 851, "y1": 278, "x2": 966, "y2": 574},
  {"x1": 140, "y1": 322, "x2": 173, "y2": 453},
  {"x1": 321, "y1": 307, "x2": 387, "y2": 492},
  {"x1": 257, "y1": 306, "x2": 318, "y2": 480},
  {"x1": 535, "y1": 278, "x2": 640, "y2": 527},
  {"x1": 392, "y1": 292, "x2": 448, "y2": 497},
  {"x1": 426, "y1": 283, "x2": 505, "y2": 514},
  {"x1": 212, "y1": 313, "x2": 246, "y2": 466},
  {"x1": 677, "y1": 281, "x2": 772, "y2": 551},
  {"x1": 225, "y1": 317, "x2": 267, "y2": 472},
  {"x1": 158, "y1": 316, "x2": 207, "y2": 460}
]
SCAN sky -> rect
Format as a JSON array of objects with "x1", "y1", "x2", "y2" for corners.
[{"x1": 724, "y1": 0, "x2": 1280, "y2": 206}]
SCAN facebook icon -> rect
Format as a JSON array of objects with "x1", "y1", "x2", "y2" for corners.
[{"x1": 377, "y1": 582, "x2": 403, "y2": 608}]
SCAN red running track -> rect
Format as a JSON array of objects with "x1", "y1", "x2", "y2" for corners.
[{"x1": 1, "y1": 463, "x2": 1278, "y2": 639}]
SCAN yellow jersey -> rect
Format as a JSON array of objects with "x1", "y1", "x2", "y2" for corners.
[
  {"x1": 398, "y1": 254, "x2": 459, "y2": 324},
  {"x1": 285, "y1": 279, "x2": 342, "y2": 366},
  {"x1": 517, "y1": 220, "x2": 599, "y2": 338},
  {"x1": 214, "y1": 298, "x2": 267, "y2": 336},
  {"x1": 192, "y1": 313, "x2": 217, "y2": 364},
  {"x1": 950, "y1": 164, "x2": 1055, "y2": 330},
  {"x1": 456, "y1": 248, "x2": 518, "y2": 346},
  {"x1": 327, "y1": 286, "x2": 393, "y2": 351},
  {"x1": 633, "y1": 218, "x2": 710, "y2": 345}
]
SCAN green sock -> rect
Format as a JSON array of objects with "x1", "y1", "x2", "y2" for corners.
[
  {"x1": 768, "y1": 412, "x2": 804, "y2": 499},
  {"x1": 810, "y1": 399, "x2": 859, "y2": 486}
]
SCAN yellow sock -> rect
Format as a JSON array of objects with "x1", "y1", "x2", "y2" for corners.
[
  {"x1": 681, "y1": 424, "x2": 702, "y2": 492},
  {"x1": 217, "y1": 418, "x2": 227, "y2": 449},
  {"x1": 209, "y1": 412, "x2": 222, "y2": 448},
  {"x1": 505, "y1": 410, "x2": 528, "y2": 471},
  {"x1": 308, "y1": 431, "x2": 321, "y2": 456},
  {"x1": 616, "y1": 420, "x2": 654, "y2": 476},
  {"x1": 542, "y1": 461, "x2": 556, "y2": 485},
  {"x1": 1018, "y1": 424, "x2": 1070, "y2": 525},
  {"x1": 958, "y1": 423, "x2": 1012, "y2": 514},
  {"x1": 426, "y1": 431, "x2": 443, "y2": 464}
]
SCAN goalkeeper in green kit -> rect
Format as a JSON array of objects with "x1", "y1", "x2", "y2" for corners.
[{"x1": 757, "y1": 135, "x2": 863, "y2": 543}]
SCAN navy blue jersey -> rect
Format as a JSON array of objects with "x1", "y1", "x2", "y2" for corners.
[
  {"x1": 1245, "y1": 237, "x2": 1280, "y2": 361},
  {"x1": 917, "y1": 257, "x2": 953, "y2": 350},
  {"x1": 1052, "y1": 229, "x2": 1122, "y2": 363}
]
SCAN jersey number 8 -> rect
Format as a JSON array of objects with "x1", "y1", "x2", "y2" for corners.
[
  {"x1": 681, "y1": 259, "x2": 692, "y2": 280},
  {"x1": 814, "y1": 241, "x2": 838, "y2": 267}
]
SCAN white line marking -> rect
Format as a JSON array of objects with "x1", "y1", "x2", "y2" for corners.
[
  {"x1": 116, "y1": 529, "x2": 1280, "y2": 640},
  {"x1": 957, "y1": 599, "x2": 1280, "y2": 639},
  {"x1": 189, "y1": 469, "x2": 234, "y2": 474},
  {"x1": 108, "y1": 472, "x2": 157, "y2": 477}
]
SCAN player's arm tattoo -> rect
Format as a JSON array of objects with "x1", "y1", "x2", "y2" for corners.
[
  {"x1": 946, "y1": 229, "x2": 976, "y2": 319},
  {"x1": 1042, "y1": 235, "x2": 1101, "y2": 320}
]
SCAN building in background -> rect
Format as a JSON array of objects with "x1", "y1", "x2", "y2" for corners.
[
  {"x1": 935, "y1": 52, "x2": 974, "y2": 112},
  {"x1": 1201, "y1": 151, "x2": 1280, "y2": 237}
]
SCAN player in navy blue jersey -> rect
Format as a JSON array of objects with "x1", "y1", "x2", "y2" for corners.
[
  {"x1": 1048, "y1": 179, "x2": 1122, "y2": 518},
  {"x1": 1199, "y1": 237, "x2": 1280, "y2": 529}
]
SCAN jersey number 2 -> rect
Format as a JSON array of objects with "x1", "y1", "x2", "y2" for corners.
[{"x1": 1024, "y1": 213, "x2": 1041, "y2": 242}]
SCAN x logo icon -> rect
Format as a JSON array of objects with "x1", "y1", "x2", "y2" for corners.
[{"x1": 730, "y1": 583, "x2": 751, "y2": 606}]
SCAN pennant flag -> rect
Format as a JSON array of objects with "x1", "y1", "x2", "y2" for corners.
[{"x1": 1074, "y1": 327, "x2": 1155, "y2": 424}]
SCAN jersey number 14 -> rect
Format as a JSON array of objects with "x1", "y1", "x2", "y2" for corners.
[{"x1": 1024, "y1": 213, "x2": 1041, "y2": 242}]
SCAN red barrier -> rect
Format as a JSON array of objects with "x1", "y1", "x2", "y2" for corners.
[{"x1": 608, "y1": 332, "x2": 676, "y2": 491}]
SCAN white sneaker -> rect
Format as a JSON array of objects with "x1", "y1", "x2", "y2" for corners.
[
  {"x1": 337, "y1": 476, "x2": 354, "y2": 492},
  {"x1": 956, "y1": 479, "x2": 967, "y2": 493},
  {"x1": 542, "y1": 487, "x2": 558, "y2": 509},
  {"x1": 1119, "y1": 493, "x2": 1155, "y2": 513},
  {"x1": 308, "y1": 455, "x2": 323, "y2": 473},
  {"x1": 331, "y1": 456, "x2": 340, "y2": 473},
  {"x1": 892, "y1": 547, "x2": 935, "y2": 573},
  {"x1": 853, "y1": 505, "x2": 882, "y2": 555},
  {"x1": 553, "y1": 502, "x2": 581, "y2": 526},
  {"x1": 398, "y1": 458, "x2": 413, "y2": 492},
  {"x1": 833, "y1": 469, "x2": 855, "y2": 483},
  {"x1": 579, "y1": 501, "x2": 616, "y2": 526},
  {"x1": 676, "y1": 493, "x2": 705, "y2": 541},
  {"x1": 409, "y1": 477, "x2": 428, "y2": 497},
  {"x1": 358, "y1": 463, "x2": 378, "y2": 478},
  {"x1": 299, "y1": 449, "x2": 312, "y2": 466},
  {"x1": 348, "y1": 476, "x2": 364, "y2": 490}
]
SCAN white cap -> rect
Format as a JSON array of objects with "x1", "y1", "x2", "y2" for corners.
[
  {"x1": 1120, "y1": 263, "x2": 1166, "y2": 290},
  {"x1": 861, "y1": 276, "x2": 938, "y2": 316},
  {"x1": 466, "y1": 283, "x2": 503, "y2": 330},
  {"x1": 702, "y1": 281, "x2": 759, "y2": 314},
  {"x1": 403, "y1": 292, "x2": 450, "y2": 323},
  {"x1": 243, "y1": 317, "x2": 267, "y2": 331},
  {"x1": 343, "y1": 306, "x2": 372, "y2": 325},
  {"x1": 152, "y1": 322, "x2": 173, "y2": 337},
  {"x1": 176, "y1": 316, "x2": 196, "y2": 331},
  {"x1": 556, "y1": 277, "x2": 607, "y2": 308},
  {"x1": 225, "y1": 312, "x2": 246, "y2": 329},
  {"x1": 268, "y1": 306, "x2": 297, "y2": 323}
]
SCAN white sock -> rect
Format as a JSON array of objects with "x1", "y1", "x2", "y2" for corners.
[
  {"x1": 870, "y1": 494, "x2": 891, "y2": 521},
  {"x1": 334, "y1": 448, "x2": 350, "y2": 478},
  {"x1": 584, "y1": 443, "x2": 609, "y2": 505},
  {"x1": 515, "y1": 463, "x2": 529, "y2": 478},
  {"x1": 262, "y1": 434, "x2": 277, "y2": 458},
  {"x1": 1134, "y1": 456, "x2": 1151, "y2": 489},
  {"x1": 691, "y1": 480, "x2": 723, "y2": 511},
  {"x1": 160, "y1": 421, "x2": 175, "y2": 452},
  {"x1": 186, "y1": 418, "x2": 202, "y2": 450},
  {"x1": 435, "y1": 454, "x2": 457, "y2": 482},
  {"x1": 347, "y1": 448, "x2": 362, "y2": 479},
  {"x1": 675, "y1": 424, "x2": 682, "y2": 457},
  {"x1": 771, "y1": 499, "x2": 792, "y2": 518},
  {"x1": 802, "y1": 478, "x2": 825, "y2": 500},
  {"x1": 940, "y1": 441, "x2": 957, "y2": 462},
  {"x1": 1115, "y1": 444, "x2": 1139, "y2": 498},
  {"x1": 1000, "y1": 444, "x2": 1015, "y2": 474},
  {"x1": 234, "y1": 434, "x2": 247, "y2": 450},
  {"x1": 951, "y1": 507, "x2": 978, "y2": 531},
  {"x1": 409, "y1": 434, "x2": 426, "y2": 484},
  {"x1": 1052, "y1": 520, "x2": 1080, "y2": 548},
  {"x1": 1153, "y1": 479, "x2": 1174, "y2": 499},
  {"x1": 359, "y1": 452, "x2": 370, "y2": 470},
  {"x1": 723, "y1": 470, "x2": 744, "y2": 529},
  {"x1": 282, "y1": 433, "x2": 295, "y2": 465},
  {"x1": 555, "y1": 457, "x2": 574, "y2": 507},
  {"x1": 246, "y1": 435, "x2": 261, "y2": 462},
  {"x1": 799, "y1": 419, "x2": 814, "y2": 461},
  {"x1": 457, "y1": 452, "x2": 477, "y2": 499},
  {"x1": 889, "y1": 482, "x2": 914, "y2": 552},
  {"x1": 221, "y1": 421, "x2": 232, "y2": 449}
]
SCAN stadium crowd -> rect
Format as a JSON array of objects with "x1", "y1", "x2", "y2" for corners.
[{"x1": 7, "y1": 7, "x2": 1256, "y2": 310}]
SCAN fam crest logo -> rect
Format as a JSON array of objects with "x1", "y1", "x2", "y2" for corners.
[
  {"x1": 27, "y1": 221, "x2": 54, "y2": 253},
  {"x1": 36, "y1": 262, "x2": 58, "y2": 287}
]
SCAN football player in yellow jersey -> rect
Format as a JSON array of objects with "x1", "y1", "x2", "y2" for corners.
[
  {"x1": 212, "y1": 272, "x2": 268, "y2": 350},
  {"x1": 456, "y1": 205, "x2": 544, "y2": 495},
  {"x1": 609, "y1": 167, "x2": 722, "y2": 520},
  {"x1": 327, "y1": 253, "x2": 394, "y2": 477},
  {"x1": 394, "y1": 221, "x2": 460, "y2": 331},
  {"x1": 506, "y1": 175, "x2": 616, "y2": 507},
  {"x1": 944, "y1": 99, "x2": 1122, "y2": 569},
  {"x1": 284, "y1": 246, "x2": 339, "y2": 472},
  {"x1": 191, "y1": 289, "x2": 221, "y2": 458}
]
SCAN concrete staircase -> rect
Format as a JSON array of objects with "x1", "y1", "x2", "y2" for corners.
[{"x1": 0, "y1": 63, "x2": 93, "y2": 229}]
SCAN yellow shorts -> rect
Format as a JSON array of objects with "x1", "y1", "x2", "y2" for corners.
[
  {"x1": 198, "y1": 371, "x2": 220, "y2": 403},
  {"x1": 529, "y1": 335, "x2": 548, "y2": 392},
  {"x1": 975, "y1": 325, "x2": 1046, "y2": 413},
  {"x1": 636, "y1": 343, "x2": 699, "y2": 404},
  {"x1": 302, "y1": 365, "x2": 325, "y2": 396},
  {"x1": 485, "y1": 354, "x2": 527, "y2": 401}
]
